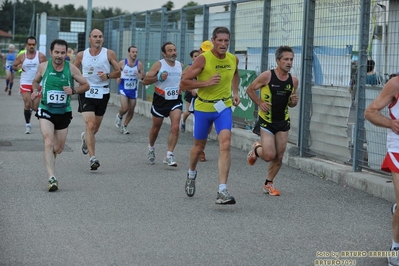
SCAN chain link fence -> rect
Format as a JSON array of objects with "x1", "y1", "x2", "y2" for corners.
[{"x1": 40, "y1": 0, "x2": 398, "y2": 175}]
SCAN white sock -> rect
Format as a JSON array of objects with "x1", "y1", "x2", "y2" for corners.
[
  {"x1": 219, "y1": 184, "x2": 227, "y2": 192},
  {"x1": 148, "y1": 145, "x2": 154, "y2": 151},
  {"x1": 188, "y1": 169, "x2": 197, "y2": 179},
  {"x1": 167, "y1": 151, "x2": 173, "y2": 157},
  {"x1": 392, "y1": 240, "x2": 399, "y2": 250}
]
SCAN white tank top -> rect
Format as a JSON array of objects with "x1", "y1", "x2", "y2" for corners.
[
  {"x1": 387, "y1": 96, "x2": 399, "y2": 152},
  {"x1": 20, "y1": 51, "x2": 40, "y2": 85},
  {"x1": 154, "y1": 59, "x2": 182, "y2": 100},
  {"x1": 82, "y1": 47, "x2": 110, "y2": 93}
]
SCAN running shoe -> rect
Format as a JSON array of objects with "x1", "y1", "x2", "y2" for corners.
[
  {"x1": 392, "y1": 203, "x2": 397, "y2": 215},
  {"x1": 388, "y1": 248, "x2": 399, "y2": 266},
  {"x1": 247, "y1": 141, "x2": 262, "y2": 166},
  {"x1": 148, "y1": 149, "x2": 156, "y2": 165},
  {"x1": 81, "y1": 132, "x2": 88, "y2": 155},
  {"x1": 163, "y1": 155, "x2": 177, "y2": 167},
  {"x1": 25, "y1": 125, "x2": 31, "y2": 134},
  {"x1": 185, "y1": 171, "x2": 197, "y2": 197},
  {"x1": 90, "y1": 156, "x2": 100, "y2": 170},
  {"x1": 200, "y1": 151, "x2": 206, "y2": 162},
  {"x1": 180, "y1": 121, "x2": 186, "y2": 132},
  {"x1": 263, "y1": 183, "x2": 280, "y2": 196},
  {"x1": 8, "y1": 90, "x2": 11, "y2": 96},
  {"x1": 48, "y1": 176, "x2": 58, "y2": 192},
  {"x1": 216, "y1": 189, "x2": 236, "y2": 205},
  {"x1": 121, "y1": 125, "x2": 129, "y2": 134},
  {"x1": 115, "y1": 114, "x2": 122, "y2": 128},
  {"x1": 4, "y1": 86, "x2": 8, "y2": 92}
]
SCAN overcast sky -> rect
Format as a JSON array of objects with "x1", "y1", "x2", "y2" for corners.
[{"x1": 47, "y1": 0, "x2": 225, "y2": 13}]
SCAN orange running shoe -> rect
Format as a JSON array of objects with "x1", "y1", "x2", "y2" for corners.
[
  {"x1": 200, "y1": 151, "x2": 206, "y2": 162},
  {"x1": 263, "y1": 183, "x2": 280, "y2": 196},
  {"x1": 247, "y1": 142, "x2": 261, "y2": 166}
]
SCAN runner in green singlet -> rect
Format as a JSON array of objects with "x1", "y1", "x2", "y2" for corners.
[{"x1": 31, "y1": 39, "x2": 89, "y2": 192}]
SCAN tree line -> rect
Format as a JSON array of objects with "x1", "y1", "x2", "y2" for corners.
[{"x1": 0, "y1": 0, "x2": 201, "y2": 44}]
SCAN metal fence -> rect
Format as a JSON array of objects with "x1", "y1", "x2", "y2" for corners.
[{"x1": 40, "y1": 0, "x2": 398, "y2": 175}]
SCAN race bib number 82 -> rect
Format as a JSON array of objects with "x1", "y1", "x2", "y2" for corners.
[{"x1": 85, "y1": 86, "x2": 104, "y2": 99}]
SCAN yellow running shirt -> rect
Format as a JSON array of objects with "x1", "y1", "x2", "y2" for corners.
[{"x1": 194, "y1": 51, "x2": 236, "y2": 112}]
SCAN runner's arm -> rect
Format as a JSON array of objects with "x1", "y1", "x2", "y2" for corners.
[
  {"x1": 69, "y1": 64, "x2": 89, "y2": 95},
  {"x1": 142, "y1": 61, "x2": 161, "y2": 85},
  {"x1": 107, "y1": 50, "x2": 121, "y2": 79}
]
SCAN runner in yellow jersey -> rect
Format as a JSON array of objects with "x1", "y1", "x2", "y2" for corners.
[{"x1": 180, "y1": 27, "x2": 240, "y2": 204}]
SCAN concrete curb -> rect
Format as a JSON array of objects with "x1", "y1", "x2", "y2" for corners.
[{"x1": 109, "y1": 94, "x2": 395, "y2": 203}]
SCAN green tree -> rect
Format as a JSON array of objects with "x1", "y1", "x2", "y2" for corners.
[
  {"x1": 163, "y1": 1, "x2": 174, "y2": 11},
  {"x1": 183, "y1": 1, "x2": 202, "y2": 30},
  {"x1": 0, "y1": 0, "x2": 14, "y2": 34}
]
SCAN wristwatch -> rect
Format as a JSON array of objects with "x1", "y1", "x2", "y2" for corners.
[{"x1": 106, "y1": 73, "x2": 110, "y2": 79}]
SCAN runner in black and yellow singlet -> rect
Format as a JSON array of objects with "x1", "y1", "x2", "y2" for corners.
[
  {"x1": 258, "y1": 68, "x2": 294, "y2": 134},
  {"x1": 246, "y1": 46, "x2": 299, "y2": 196}
]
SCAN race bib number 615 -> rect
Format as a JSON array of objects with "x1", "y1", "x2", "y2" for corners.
[{"x1": 47, "y1": 90, "x2": 67, "y2": 104}]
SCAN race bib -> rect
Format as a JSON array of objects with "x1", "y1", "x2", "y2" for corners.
[
  {"x1": 85, "y1": 86, "x2": 104, "y2": 99},
  {"x1": 164, "y1": 87, "x2": 179, "y2": 100},
  {"x1": 124, "y1": 79, "x2": 137, "y2": 90},
  {"x1": 47, "y1": 90, "x2": 67, "y2": 104},
  {"x1": 213, "y1": 100, "x2": 227, "y2": 113}
]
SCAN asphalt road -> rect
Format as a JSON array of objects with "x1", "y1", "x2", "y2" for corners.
[{"x1": 0, "y1": 78, "x2": 394, "y2": 266}]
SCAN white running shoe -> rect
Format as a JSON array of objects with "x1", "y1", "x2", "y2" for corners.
[
  {"x1": 388, "y1": 248, "x2": 399, "y2": 266},
  {"x1": 81, "y1": 132, "x2": 88, "y2": 155},
  {"x1": 163, "y1": 155, "x2": 177, "y2": 167},
  {"x1": 121, "y1": 125, "x2": 129, "y2": 134},
  {"x1": 148, "y1": 149, "x2": 156, "y2": 165},
  {"x1": 25, "y1": 125, "x2": 31, "y2": 134},
  {"x1": 90, "y1": 156, "x2": 100, "y2": 170},
  {"x1": 216, "y1": 189, "x2": 236, "y2": 205},
  {"x1": 115, "y1": 114, "x2": 122, "y2": 128}
]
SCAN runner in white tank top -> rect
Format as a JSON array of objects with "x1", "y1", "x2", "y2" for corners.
[
  {"x1": 12, "y1": 36, "x2": 47, "y2": 134},
  {"x1": 142, "y1": 42, "x2": 184, "y2": 168},
  {"x1": 20, "y1": 51, "x2": 40, "y2": 86},
  {"x1": 73, "y1": 29, "x2": 121, "y2": 171},
  {"x1": 365, "y1": 75, "x2": 399, "y2": 263}
]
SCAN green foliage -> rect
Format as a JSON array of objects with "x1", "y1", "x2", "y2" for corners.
[
  {"x1": 0, "y1": 0, "x2": 130, "y2": 37},
  {"x1": 162, "y1": 1, "x2": 174, "y2": 11},
  {"x1": 0, "y1": 0, "x2": 203, "y2": 35},
  {"x1": 183, "y1": 1, "x2": 202, "y2": 30}
]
